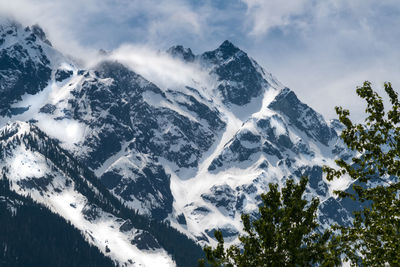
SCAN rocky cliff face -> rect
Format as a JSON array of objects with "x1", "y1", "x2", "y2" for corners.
[
  {"x1": 0, "y1": 21, "x2": 52, "y2": 116},
  {"x1": 0, "y1": 18, "x2": 356, "y2": 266}
]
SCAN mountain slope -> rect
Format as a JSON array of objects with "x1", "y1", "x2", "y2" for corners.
[
  {"x1": 0, "y1": 178, "x2": 114, "y2": 267},
  {"x1": 0, "y1": 18, "x2": 358, "y2": 266},
  {"x1": 0, "y1": 19, "x2": 63, "y2": 117},
  {"x1": 0, "y1": 121, "x2": 204, "y2": 267}
]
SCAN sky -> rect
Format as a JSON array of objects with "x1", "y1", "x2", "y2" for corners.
[{"x1": 1, "y1": 0, "x2": 400, "y2": 121}]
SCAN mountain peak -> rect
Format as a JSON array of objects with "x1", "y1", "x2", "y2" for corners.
[
  {"x1": 200, "y1": 40, "x2": 243, "y2": 64},
  {"x1": 219, "y1": 40, "x2": 237, "y2": 49},
  {"x1": 268, "y1": 88, "x2": 336, "y2": 145},
  {"x1": 216, "y1": 40, "x2": 240, "y2": 57},
  {"x1": 30, "y1": 24, "x2": 52, "y2": 46},
  {"x1": 166, "y1": 45, "x2": 195, "y2": 62},
  {"x1": 0, "y1": 17, "x2": 20, "y2": 29},
  {"x1": 0, "y1": 19, "x2": 53, "y2": 116}
]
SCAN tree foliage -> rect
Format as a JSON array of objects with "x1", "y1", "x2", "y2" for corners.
[
  {"x1": 199, "y1": 177, "x2": 340, "y2": 267},
  {"x1": 324, "y1": 81, "x2": 400, "y2": 266}
]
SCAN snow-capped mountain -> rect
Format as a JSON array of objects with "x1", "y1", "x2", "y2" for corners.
[
  {"x1": 0, "y1": 18, "x2": 356, "y2": 266},
  {"x1": 0, "y1": 121, "x2": 187, "y2": 266}
]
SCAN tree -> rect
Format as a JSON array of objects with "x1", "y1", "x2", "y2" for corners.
[
  {"x1": 199, "y1": 177, "x2": 340, "y2": 267},
  {"x1": 324, "y1": 81, "x2": 400, "y2": 265}
]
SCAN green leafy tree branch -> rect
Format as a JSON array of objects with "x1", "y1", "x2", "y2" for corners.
[
  {"x1": 324, "y1": 81, "x2": 400, "y2": 266},
  {"x1": 199, "y1": 177, "x2": 340, "y2": 267}
]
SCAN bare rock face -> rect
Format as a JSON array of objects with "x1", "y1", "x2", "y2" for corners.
[
  {"x1": 0, "y1": 18, "x2": 360, "y2": 266},
  {"x1": 0, "y1": 21, "x2": 52, "y2": 116},
  {"x1": 201, "y1": 40, "x2": 268, "y2": 106}
]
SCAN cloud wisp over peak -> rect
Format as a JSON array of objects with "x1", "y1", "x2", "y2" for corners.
[{"x1": 1, "y1": 0, "x2": 399, "y2": 121}]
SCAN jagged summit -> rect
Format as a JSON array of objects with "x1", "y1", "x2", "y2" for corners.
[
  {"x1": 166, "y1": 45, "x2": 195, "y2": 62},
  {"x1": 166, "y1": 40, "x2": 272, "y2": 106},
  {"x1": 167, "y1": 40, "x2": 240, "y2": 63},
  {"x1": 98, "y1": 48, "x2": 109, "y2": 56},
  {"x1": 268, "y1": 87, "x2": 337, "y2": 146},
  {"x1": 199, "y1": 40, "x2": 269, "y2": 105},
  {"x1": 0, "y1": 17, "x2": 21, "y2": 31},
  {"x1": 30, "y1": 24, "x2": 52, "y2": 46},
  {"x1": 0, "y1": 20, "x2": 53, "y2": 116},
  {"x1": 216, "y1": 40, "x2": 240, "y2": 57},
  {"x1": 0, "y1": 16, "x2": 357, "y2": 267},
  {"x1": 201, "y1": 40, "x2": 243, "y2": 63},
  {"x1": 0, "y1": 19, "x2": 52, "y2": 47}
]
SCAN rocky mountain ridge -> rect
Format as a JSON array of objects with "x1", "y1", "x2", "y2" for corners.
[{"x1": 0, "y1": 18, "x2": 356, "y2": 266}]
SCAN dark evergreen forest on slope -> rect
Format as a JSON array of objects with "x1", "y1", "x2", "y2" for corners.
[
  {"x1": 0, "y1": 127, "x2": 205, "y2": 267},
  {"x1": 0, "y1": 177, "x2": 115, "y2": 267}
]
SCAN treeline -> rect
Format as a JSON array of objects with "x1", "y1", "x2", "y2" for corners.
[
  {"x1": 1, "y1": 124, "x2": 205, "y2": 267},
  {"x1": 0, "y1": 177, "x2": 115, "y2": 267}
]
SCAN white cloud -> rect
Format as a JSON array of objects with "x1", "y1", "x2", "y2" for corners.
[
  {"x1": 242, "y1": 0, "x2": 400, "y2": 121},
  {"x1": 241, "y1": 0, "x2": 308, "y2": 36},
  {"x1": 0, "y1": 0, "x2": 206, "y2": 62},
  {"x1": 0, "y1": 0, "x2": 101, "y2": 62},
  {"x1": 1, "y1": 0, "x2": 400, "y2": 123},
  {"x1": 109, "y1": 44, "x2": 212, "y2": 90}
]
